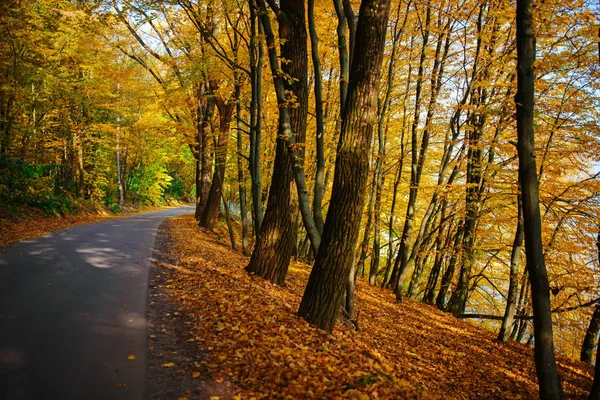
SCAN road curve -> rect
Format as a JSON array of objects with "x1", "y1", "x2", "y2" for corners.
[{"x1": 0, "y1": 206, "x2": 194, "y2": 400}]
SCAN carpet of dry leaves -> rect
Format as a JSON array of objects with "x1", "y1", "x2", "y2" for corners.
[{"x1": 155, "y1": 214, "x2": 594, "y2": 399}]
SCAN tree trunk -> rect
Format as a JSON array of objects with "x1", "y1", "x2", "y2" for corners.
[
  {"x1": 516, "y1": 0, "x2": 563, "y2": 396},
  {"x1": 390, "y1": 4, "x2": 432, "y2": 297},
  {"x1": 200, "y1": 97, "x2": 234, "y2": 230},
  {"x1": 590, "y1": 346, "x2": 600, "y2": 400},
  {"x1": 308, "y1": 0, "x2": 325, "y2": 237},
  {"x1": 298, "y1": 0, "x2": 391, "y2": 333},
  {"x1": 581, "y1": 305, "x2": 600, "y2": 363},
  {"x1": 249, "y1": 2, "x2": 264, "y2": 238},
  {"x1": 394, "y1": 16, "x2": 453, "y2": 299},
  {"x1": 584, "y1": 233, "x2": 600, "y2": 364},
  {"x1": 196, "y1": 82, "x2": 215, "y2": 220},
  {"x1": 423, "y1": 201, "x2": 450, "y2": 303},
  {"x1": 436, "y1": 222, "x2": 464, "y2": 309},
  {"x1": 116, "y1": 121, "x2": 124, "y2": 207},
  {"x1": 590, "y1": 231, "x2": 600, "y2": 400},
  {"x1": 246, "y1": 0, "x2": 309, "y2": 284},
  {"x1": 499, "y1": 195, "x2": 525, "y2": 341}
]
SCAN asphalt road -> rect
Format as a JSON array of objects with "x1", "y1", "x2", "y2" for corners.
[{"x1": 0, "y1": 206, "x2": 194, "y2": 400}]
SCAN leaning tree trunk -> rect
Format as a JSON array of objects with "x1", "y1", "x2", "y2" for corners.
[
  {"x1": 516, "y1": 0, "x2": 563, "y2": 397},
  {"x1": 245, "y1": 0, "x2": 308, "y2": 284},
  {"x1": 498, "y1": 195, "x2": 524, "y2": 342},
  {"x1": 298, "y1": 0, "x2": 391, "y2": 333}
]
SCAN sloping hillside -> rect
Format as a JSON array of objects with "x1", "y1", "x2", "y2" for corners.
[{"x1": 148, "y1": 214, "x2": 594, "y2": 399}]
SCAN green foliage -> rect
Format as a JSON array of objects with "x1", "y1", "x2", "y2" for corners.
[
  {"x1": 0, "y1": 156, "x2": 77, "y2": 216},
  {"x1": 128, "y1": 164, "x2": 173, "y2": 206}
]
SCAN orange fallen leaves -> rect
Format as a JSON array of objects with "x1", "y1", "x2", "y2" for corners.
[{"x1": 157, "y1": 215, "x2": 594, "y2": 399}]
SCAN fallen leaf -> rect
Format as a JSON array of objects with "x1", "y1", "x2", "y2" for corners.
[
  {"x1": 192, "y1": 371, "x2": 200, "y2": 378},
  {"x1": 162, "y1": 362, "x2": 176, "y2": 368},
  {"x1": 126, "y1": 354, "x2": 135, "y2": 360}
]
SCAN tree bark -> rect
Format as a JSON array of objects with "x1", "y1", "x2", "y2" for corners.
[
  {"x1": 516, "y1": 0, "x2": 563, "y2": 396},
  {"x1": 581, "y1": 305, "x2": 600, "y2": 363},
  {"x1": 308, "y1": 0, "x2": 325, "y2": 237},
  {"x1": 200, "y1": 96, "x2": 234, "y2": 230},
  {"x1": 248, "y1": 2, "x2": 264, "y2": 238},
  {"x1": 585, "y1": 232, "x2": 600, "y2": 386},
  {"x1": 499, "y1": 195, "x2": 525, "y2": 341},
  {"x1": 436, "y1": 222, "x2": 464, "y2": 308},
  {"x1": 245, "y1": 0, "x2": 309, "y2": 284},
  {"x1": 298, "y1": 0, "x2": 391, "y2": 333},
  {"x1": 590, "y1": 232, "x2": 600, "y2": 400},
  {"x1": 389, "y1": 4, "x2": 431, "y2": 296},
  {"x1": 590, "y1": 345, "x2": 600, "y2": 400}
]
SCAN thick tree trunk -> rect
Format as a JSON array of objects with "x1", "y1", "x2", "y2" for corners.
[
  {"x1": 246, "y1": 0, "x2": 309, "y2": 284},
  {"x1": 499, "y1": 195, "x2": 524, "y2": 341},
  {"x1": 581, "y1": 305, "x2": 600, "y2": 363},
  {"x1": 590, "y1": 346, "x2": 600, "y2": 400},
  {"x1": 516, "y1": 0, "x2": 563, "y2": 397},
  {"x1": 195, "y1": 82, "x2": 215, "y2": 220},
  {"x1": 200, "y1": 98, "x2": 234, "y2": 230},
  {"x1": 298, "y1": 0, "x2": 391, "y2": 332}
]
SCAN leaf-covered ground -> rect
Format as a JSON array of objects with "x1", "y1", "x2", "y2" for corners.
[{"x1": 154, "y1": 214, "x2": 594, "y2": 399}]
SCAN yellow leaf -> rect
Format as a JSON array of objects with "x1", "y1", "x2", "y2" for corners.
[
  {"x1": 162, "y1": 362, "x2": 176, "y2": 368},
  {"x1": 210, "y1": 397, "x2": 220, "y2": 400},
  {"x1": 126, "y1": 354, "x2": 136, "y2": 360},
  {"x1": 192, "y1": 371, "x2": 200, "y2": 378}
]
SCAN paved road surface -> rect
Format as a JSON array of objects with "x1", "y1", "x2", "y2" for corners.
[{"x1": 0, "y1": 206, "x2": 194, "y2": 400}]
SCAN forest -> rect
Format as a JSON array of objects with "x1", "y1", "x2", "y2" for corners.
[{"x1": 1, "y1": 0, "x2": 599, "y2": 398}]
